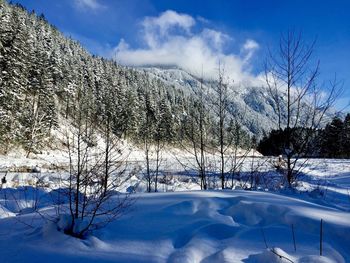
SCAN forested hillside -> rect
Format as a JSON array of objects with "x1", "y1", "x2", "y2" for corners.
[{"x1": 0, "y1": 1, "x2": 254, "y2": 155}]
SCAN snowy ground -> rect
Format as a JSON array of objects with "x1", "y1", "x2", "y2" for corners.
[
  {"x1": 0, "y1": 154, "x2": 350, "y2": 263},
  {"x1": 0, "y1": 190, "x2": 349, "y2": 263}
]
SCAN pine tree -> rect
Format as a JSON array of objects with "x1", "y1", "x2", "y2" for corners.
[
  {"x1": 341, "y1": 114, "x2": 350, "y2": 158},
  {"x1": 0, "y1": 5, "x2": 31, "y2": 151},
  {"x1": 321, "y1": 117, "x2": 344, "y2": 158}
]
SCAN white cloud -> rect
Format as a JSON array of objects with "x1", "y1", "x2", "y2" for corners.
[
  {"x1": 241, "y1": 39, "x2": 260, "y2": 64},
  {"x1": 197, "y1": 16, "x2": 211, "y2": 25},
  {"x1": 143, "y1": 10, "x2": 195, "y2": 35},
  {"x1": 113, "y1": 10, "x2": 262, "y2": 85},
  {"x1": 141, "y1": 10, "x2": 195, "y2": 49},
  {"x1": 243, "y1": 39, "x2": 259, "y2": 51},
  {"x1": 74, "y1": 0, "x2": 104, "y2": 11},
  {"x1": 201, "y1": 29, "x2": 231, "y2": 52}
]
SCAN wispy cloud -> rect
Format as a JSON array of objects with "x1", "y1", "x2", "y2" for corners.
[
  {"x1": 74, "y1": 0, "x2": 104, "y2": 11},
  {"x1": 241, "y1": 39, "x2": 259, "y2": 64},
  {"x1": 113, "y1": 10, "x2": 261, "y2": 84}
]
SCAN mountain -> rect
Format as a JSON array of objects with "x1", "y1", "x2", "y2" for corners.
[
  {"x1": 1, "y1": 1, "x2": 328, "y2": 156},
  {"x1": 142, "y1": 67, "x2": 281, "y2": 136}
]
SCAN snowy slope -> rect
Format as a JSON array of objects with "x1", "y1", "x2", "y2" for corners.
[
  {"x1": 142, "y1": 66, "x2": 284, "y2": 136},
  {"x1": 141, "y1": 66, "x2": 338, "y2": 137}
]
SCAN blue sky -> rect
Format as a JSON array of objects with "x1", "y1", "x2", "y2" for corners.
[{"x1": 11, "y1": 0, "x2": 350, "y2": 109}]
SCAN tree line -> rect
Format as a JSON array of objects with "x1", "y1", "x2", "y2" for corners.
[{"x1": 258, "y1": 114, "x2": 350, "y2": 159}]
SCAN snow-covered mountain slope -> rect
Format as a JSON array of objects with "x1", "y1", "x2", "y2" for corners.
[{"x1": 142, "y1": 67, "x2": 283, "y2": 136}]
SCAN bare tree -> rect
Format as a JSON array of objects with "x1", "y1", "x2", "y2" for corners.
[
  {"x1": 179, "y1": 74, "x2": 210, "y2": 190},
  {"x1": 211, "y1": 64, "x2": 234, "y2": 189},
  {"x1": 151, "y1": 91, "x2": 172, "y2": 192},
  {"x1": 49, "y1": 80, "x2": 133, "y2": 238},
  {"x1": 140, "y1": 77, "x2": 157, "y2": 193},
  {"x1": 198, "y1": 75, "x2": 208, "y2": 189},
  {"x1": 0, "y1": 79, "x2": 133, "y2": 239},
  {"x1": 228, "y1": 118, "x2": 252, "y2": 188},
  {"x1": 265, "y1": 30, "x2": 341, "y2": 186}
]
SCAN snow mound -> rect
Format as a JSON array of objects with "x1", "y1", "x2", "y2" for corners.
[
  {"x1": 0, "y1": 204, "x2": 15, "y2": 218},
  {"x1": 298, "y1": 255, "x2": 339, "y2": 263},
  {"x1": 246, "y1": 247, "x2": 343, "y2": 263},
  {"x1": 247, "y1": 247, "x2": 295, "y2": 263}
]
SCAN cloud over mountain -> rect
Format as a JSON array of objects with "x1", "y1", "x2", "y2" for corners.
[{"x1": 114, "y1": 10, "x2": 261, "y2": 84}]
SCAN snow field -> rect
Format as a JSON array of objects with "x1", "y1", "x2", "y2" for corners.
[
  {"x1": 0, "y1": 154, "x2": 350, "y2": 262},
  {"x1": 1, "y1": 190, "x2": 350, "y2": 262}
]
